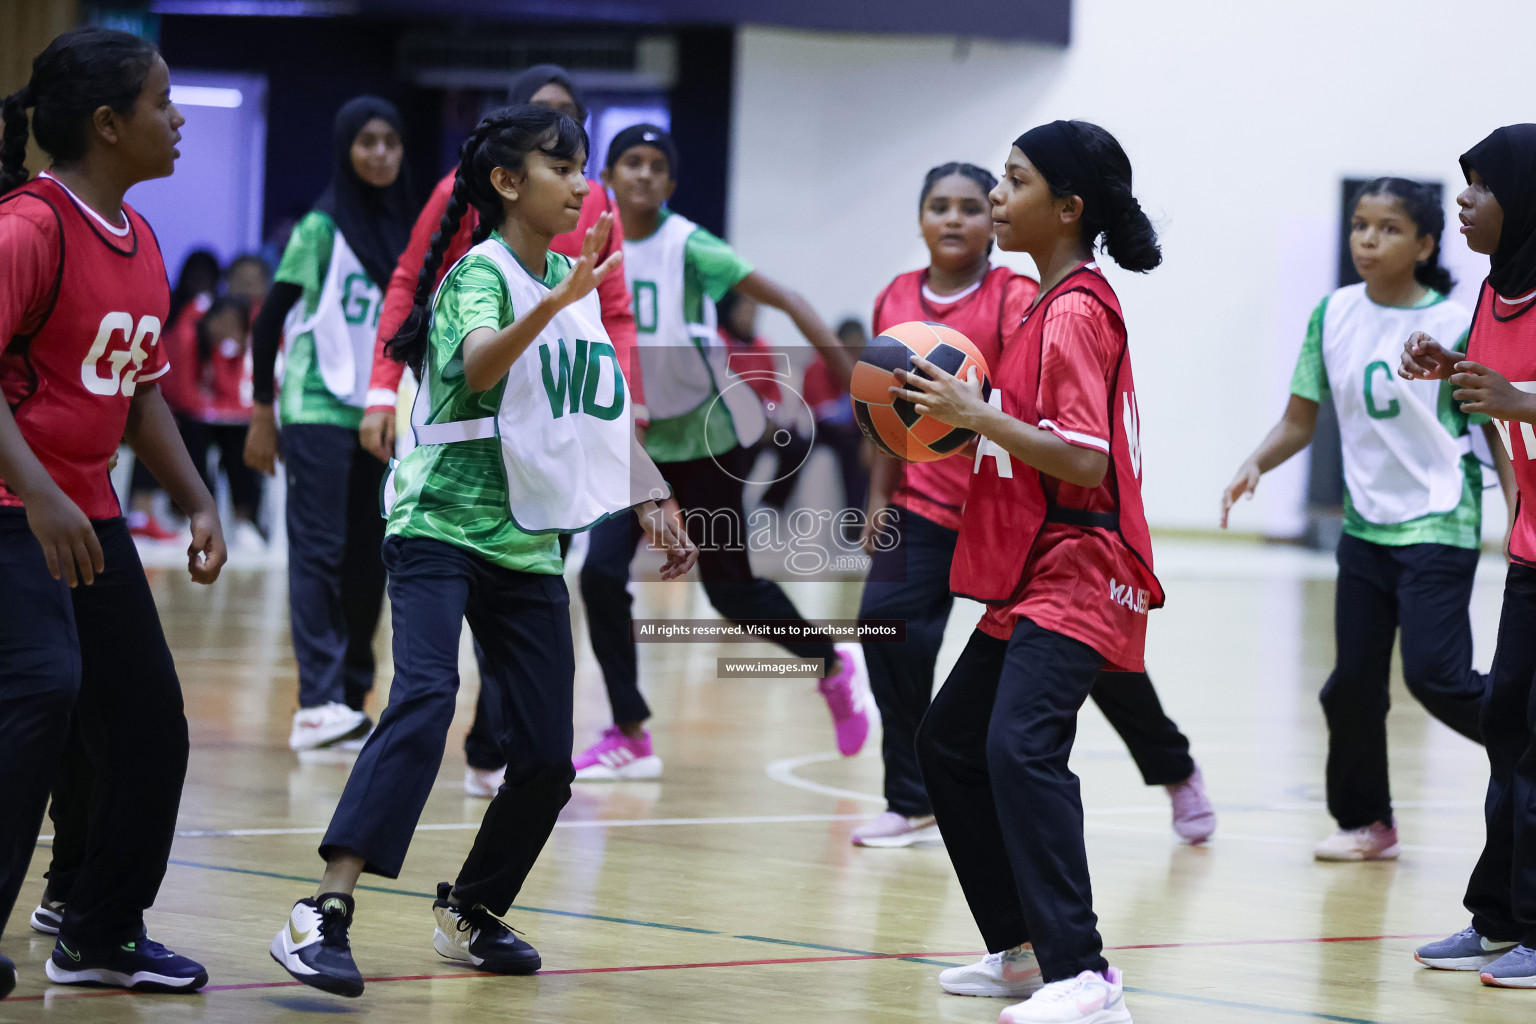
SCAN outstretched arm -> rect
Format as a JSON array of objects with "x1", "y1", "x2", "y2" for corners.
[
  {"x1": 734, "y1": 271, "x2": 856, "y2": 385},
  {"x1": 1219, "y1": 395, "x2": 1319, "y2": 528}
]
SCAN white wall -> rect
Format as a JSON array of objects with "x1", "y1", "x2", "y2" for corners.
[{"x1": 728, "y1": 3, "x2": 1536, "y2": 536}]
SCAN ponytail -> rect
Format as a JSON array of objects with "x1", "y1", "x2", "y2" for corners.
[
  {"x1": 1018, "y1": 119, "x2": 1162, "y2": 273},
  {"x1": 1349, "y1": 176, "x2": 1456, "y2": 295},
  {"x1": 1, "y1": 87, "x2": 34, "y2": 196},
  {"x1": 385, "y1": 103, "x2": 588, "y2": 375},
  {"x1": 0, "y1": 28, "x2": 157, "y2": 199}
]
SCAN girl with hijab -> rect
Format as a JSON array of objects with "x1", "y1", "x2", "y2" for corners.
[
  {"x1": 898, "y1": 120, "x2": 1163, "y2": 1024},
  {"x1": 247, "y1": 96, "x2": 417, "y2": 751},
  {"x1": 1406, "y1": 123, "x2": 1536, "y2": 990},
  {"x1": 360, "y1": 66, "x2": 644, "y2": 797}
]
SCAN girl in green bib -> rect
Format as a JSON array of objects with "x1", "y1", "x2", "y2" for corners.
[{"x1": 269, "y1": 105, "x2": 695, "y2": 997}]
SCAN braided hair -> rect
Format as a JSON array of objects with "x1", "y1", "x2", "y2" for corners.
[
  {"x1": 1, "y1": 28, "x2": 159, "y2": 197},
  {"x1": 1349, "y1": 177, "x2": 1456, "y2": 294},
  {"x1": 386, "y1": 104, "x2": 587, "y2": 375}
]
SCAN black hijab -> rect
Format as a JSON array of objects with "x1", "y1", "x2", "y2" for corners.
[
  {"x1": 507, "y1": 64, "x2": 587, "y2": 124},
  {"x1": 313, "y1": 95, "x2": 415, "y2": 290},
  {"x1": 1460, "y1": 124, "x2": 1536, "y2": 299}
]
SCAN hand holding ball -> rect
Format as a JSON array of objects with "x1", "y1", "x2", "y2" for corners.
[{"x1": 850, "y1": 321, "x2": 991, "y2": 463}]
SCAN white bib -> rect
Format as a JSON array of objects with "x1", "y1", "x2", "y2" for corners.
[
  {"x1": 624, "y1": 211, "x2": 764, "y2": 445},
  {"x1": 391, "y1": 239, "x2": 667, "y2": 534},
  {"x1": 286, "y1": 229, "x2": 381, "y2": 408},
  {"x1": 1320, "y1": 283, "x2": 1474, "y2": 525}
]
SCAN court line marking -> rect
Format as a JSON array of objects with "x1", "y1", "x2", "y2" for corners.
[{"x1": 6, "y1": 943, "x2": 1410, "y2": 1023}]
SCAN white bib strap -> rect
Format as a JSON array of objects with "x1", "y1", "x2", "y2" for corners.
[{"x1": 414, "y1": 417, "x2": 496, "y2": 446}]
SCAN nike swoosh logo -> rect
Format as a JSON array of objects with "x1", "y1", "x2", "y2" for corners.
[
  {"x1": 59, "y1": 942, "x2": 82, "y2": 962},
  {"x1": 289, "y1": 920, "x2": 313, "y2": 946}
]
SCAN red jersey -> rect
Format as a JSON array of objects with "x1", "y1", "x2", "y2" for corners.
[
  {"x1": 367, "y1": 171, "x2": 643, "y2": 411},
  {"x1": 0, "y1": 174, "x2": 170, "y2": 519},
  {"x1": 872, "y1": 266, "x2": 1037, "y2": 530},
  {"x1": 950, "y1": 263, "x2": 1161, "y2": 672},
  {"x1": 1466, "y1": 279, "x2": 1536, "y2": 565},
  {"x1": 200, "y1": 328, "x2": 255, "y2": 424},
  {"x1": 158, "y1": 295, "x2": 209, "y2": 416}
]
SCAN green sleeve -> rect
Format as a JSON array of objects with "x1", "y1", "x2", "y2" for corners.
[
  {"x1": 684, "y1": 226, "x2": 754, "y2": 301},
  {"x1": 1289, "y1": 296, "x2": 1330, "y2": 402},
  {"x1": 430, "y1": 255, "x2": 512, "y2": 374},
  {"x1": 274, "y1": 211, "x2": 335, "y2": 299}
]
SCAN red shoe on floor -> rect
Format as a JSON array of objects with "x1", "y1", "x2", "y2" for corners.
[{"x1": 127, "y1": 510, "x2": 179, "y2": 541}]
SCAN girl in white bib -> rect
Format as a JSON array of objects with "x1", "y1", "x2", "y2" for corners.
[
  {"x1": 1222, "y1": 177, "x2": 1516, "y2": 862},
  {"x1": 269, "y1": 105, "x2": 695, "y2": 998}
]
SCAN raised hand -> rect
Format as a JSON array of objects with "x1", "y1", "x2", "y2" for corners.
[
  {"x1": 550, "y1": 212, "x2": 623, "y2": 312},
  {"x1": 1219, "y1": 459, "x2": 1262, "y2": 529},
  {"x1": 1399, "y1": 331, "x2": 1462, "y2": 381}
]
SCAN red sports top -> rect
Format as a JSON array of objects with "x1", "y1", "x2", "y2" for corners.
[
  {"x1": 366, "y1": 171, "x2": 642, "y2": 411},
  {"x1": 158, "y1": 295, "x2": 209, "y2": 416},
  {"x1": 1466, "y1": 279, "x2": 1536, "y2": 566},
  {"x1": 0, "y1": 174, "x2": 170, "y2": 520},
  {"x1": 951, "y1": 263, "x2": 1162, "y2": 672},
  {"x1": 871, "y1": 266, "x2": 1037, "y2": 530}
]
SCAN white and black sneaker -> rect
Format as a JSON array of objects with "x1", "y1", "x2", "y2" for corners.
[
  {"x1": 30, "y1": 891, "x2": 65, "y2": 935},
  {"x1": 270, "y1": 893, "x2": 364, "y2": 997},
  {"x1": 431, "y1": 882, "x2": 541, "y2": 974}
]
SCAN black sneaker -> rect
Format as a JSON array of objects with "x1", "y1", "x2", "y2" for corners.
[
  {"x1": 1, "y1": 952, "x2": 16, "y2": 1000},
  {"x1": 270, "y1": 893, "x2": 364, "y2": 997},
  {"x1": 45, "y1": 933, "x2": 208, "y2": 991},
  {"x1": 30, "y1": 891, "x2": 65, "y2": 935},
  {"x1": 430, "y1": 882, "x2": 541, "y2": 974}
]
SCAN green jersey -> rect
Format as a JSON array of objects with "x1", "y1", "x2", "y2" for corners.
[
  {"x1": 1290, "y1": 287, "x2": 1483, "y2": 549},
  {"x1": 274, "y1": 211, "x2": 380, "y2": 428},
  {"x1": 384, "y1": 234, "x2": 566, "y2": 573}
]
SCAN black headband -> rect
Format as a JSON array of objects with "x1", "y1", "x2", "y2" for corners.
[
  {"x1": 1014, "y1": 120, "x2": 1110, "y2": 227},
  {"x1": 606, "y1": 123, "x2": 678, "y2": 177}
]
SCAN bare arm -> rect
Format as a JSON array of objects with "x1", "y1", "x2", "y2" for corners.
[
  {"x1": 1482, "y1": 420, "x2": 1519, "y2": 560},
  {"x1": 123, "y1": 386, "x2": 226, "y2": 583},
  {"x1": 734, "y1": 271, "x2": 856, "y2": 385},
  {"x1": 0, "y1": 399, "x2": 103, "y2": 586},
  {"x1": 463, "y1": 215, "x2": 622, "y2": 393},
  {"x1": 1219, "y1": 394, "x2": 1319, "y2": 528}
]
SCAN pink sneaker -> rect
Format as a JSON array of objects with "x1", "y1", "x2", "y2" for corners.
[
  {"x1": 851, "y1": 811, "x2": 940, "y2": 848},
  {"x1": 1314, "y1": 820, "x2": 1399, "y2": 861},
  {"x1": 572, "y1": 726, "x2": 664, "y2": 781},
  {"x1": 1165, "y1": 765, "x2": 1215, "y2": 844},
  {"x1": 818, "y1": 643, "x2": 873, "y2": 757}
]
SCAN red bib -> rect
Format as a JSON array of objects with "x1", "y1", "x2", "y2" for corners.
[
  {"x1": 950, "y1": 264, "x2": 1162, "y2": 608},
  {"x1": 0, "y1": 177, "x2": 170, "y2": 519},
  {"x1": 1466, "y1": 279, "x2": 1536, "y2": 565},
  {"x1": 872, "y1": 266, "x2": 1037, "y2": 530}
]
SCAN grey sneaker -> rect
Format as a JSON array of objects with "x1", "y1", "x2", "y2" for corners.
[
  {"x1": 1482, "y1": 945, "x2": 1536, "y2": 988},
  {"x1": 1415, "y1": 926, "x2": 1517, "y2": 970}
]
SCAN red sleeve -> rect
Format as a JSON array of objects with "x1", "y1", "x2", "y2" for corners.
[
  {"x1": 592, "y1": 187, "x2": 643, "y2": 408},
  {"x1": 1035, "y1": 294, "x2": 1119, "y2": 454},
  {"x1": 367, "y1": 171, "x2": 474, "y2": 412},
  {"x1": 0, "y1": 201, "x2": 61, "y2": 345},
  {"x1": 870, "y1": 281, "x2": 895, "y2": 336}
]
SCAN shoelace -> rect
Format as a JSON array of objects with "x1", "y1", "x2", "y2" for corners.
[
  {"x1": 317, "y1": 904, "x2": 352, "y2": 947},
  {"x1": 454, "y1": 903, "x2": 521, "y2": 939},
  {"x1": 1030, "y1": 975, "x2": 1092, "y2": 1004}
]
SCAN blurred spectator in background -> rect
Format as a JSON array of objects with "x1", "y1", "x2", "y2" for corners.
[
  {"x1": 181, "y1": 295, "x2": 265, "y2": 552},
  {"x1": 804, "y1": 317, "x2": 870, "y2": 537},
  {"x1": 128, "y1": 248, "x2": 220, "y2": 540}
]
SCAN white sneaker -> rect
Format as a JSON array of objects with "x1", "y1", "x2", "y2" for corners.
[
  {"x1": 938, "y1": 944, "x2": 1042, "y2": 998},
  {"x1": 230, "y1": 521, "x2": 266, "y2": 554},
  {"x1": 851, "y1": 812, "x2": 941, "y2": 848},
  {"x1": 288, "y1": 702, "x2": 370, "y2": 751},
  {"x1": 1313, "y1": 821, "x2": 1399, "y2": 862},
  {"x1": 1000, "y1": 967, "x2": 1132, "y2": 1023},
  {"x1": 464, "y1": 766, "x2": 505, "y2": 798}
]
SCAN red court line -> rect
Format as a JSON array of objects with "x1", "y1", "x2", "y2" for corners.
[{"x1": 4, "y1": 933, "x2": 1442, "y2": 1002}]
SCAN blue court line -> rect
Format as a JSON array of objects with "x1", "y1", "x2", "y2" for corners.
[{"x1": 163, "y1": 857, "x2": 1399, "y2": 1024}]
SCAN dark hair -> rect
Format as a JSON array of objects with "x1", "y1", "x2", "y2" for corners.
[
  {"x1": 170, "y1": 249, "x2": 220, "y2": 324},
  {"x1": 1, "y1": 27, "x2": 160, "y2": 197},
  {"x1": 919, "y1": 162, "x2": 996, "y2": 212},
  {"x1": 194, "y1": 294, "x2": 251, "y2": 365},
  {"x1": 386, "y1": 104, "x2": 587, "y2": 374},
  {"x1": 1038, "y1": 120, "x2": 1161, "y2": 273},
  {"x1": 1350, "y1": 177, "x2": 1455, "y2": 294},
  {"x1": 226, "y1": 253, "x2": 271, "y2": 283}
]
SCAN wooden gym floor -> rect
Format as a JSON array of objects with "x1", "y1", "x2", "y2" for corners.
[{"x1": 0, "y1": 538, "x2": 1528, "y2": 1023}]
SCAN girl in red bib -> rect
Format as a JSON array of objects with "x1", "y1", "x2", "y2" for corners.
[
  {"x1": 0, "y1": 28, "x2": 225, "y2": 997},
  {"x1": 1404, "y1": 124, "x2": 1536, "y2": 989},
  {"x1": 854, "y1": 162, "x2": 1210, "y2": 851},
  {"x1": 893, "y1": 121, "x2": 1161, "y2": 1024}
]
